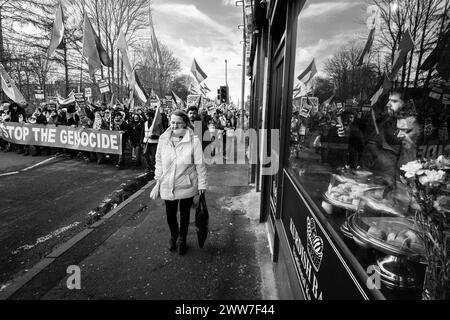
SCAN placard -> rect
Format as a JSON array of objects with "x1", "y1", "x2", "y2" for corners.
[
  {"x1": 35, "y1": 89, "x2": 44, "y2": 100},
  {"x1": 99, "y1": 80, "x2": 110, "y2": 93},
  {"x1": 85, "y1": 87, "x2": 92, "y2": 98},
  {"x1": 443, "y1": 94, "x2": 450, "y2": 105}
]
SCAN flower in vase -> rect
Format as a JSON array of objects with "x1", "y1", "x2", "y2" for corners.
[
  {"x1": 418, "y1": 170, "x2": 446, "y2": 187},
  {"x1": 401, "y1": 160, "x2": 424, "y2": 178}
]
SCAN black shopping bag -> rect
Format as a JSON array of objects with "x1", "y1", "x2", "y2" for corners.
[{"x1": 195, "y1": 193, "x2": 209, "y2": 248}]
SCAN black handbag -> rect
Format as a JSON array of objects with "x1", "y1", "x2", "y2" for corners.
[{"x1": 195, "y1": 193, "x2": 209, "y2": 248}]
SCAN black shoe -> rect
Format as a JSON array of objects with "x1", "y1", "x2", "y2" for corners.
[
  {"x1": 178, "y1": 240, "x2": 187, "y2": 256},
  {"x1": 169, "y1": 237, "x2": 177, "y2": 252}
]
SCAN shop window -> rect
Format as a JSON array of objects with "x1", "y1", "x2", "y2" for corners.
[{"x1": 285, "y1": 0, "x2": 450, "y2": 295}]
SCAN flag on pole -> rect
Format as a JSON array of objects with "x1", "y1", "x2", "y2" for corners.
[
  {"x1": 370, "y1": 74, "x2": 393, "y2": 106},
  {"x1": 0, "y1": 64, "x2": 26, "y2": 104},
  {"x1": 189, "y1": 81, "x2": 202, "y2": 95},
  {"x1": 47, "y1": 1, "x2": 65, "y2": 59},
  {"x1": 390, "y1": 29, "x2": 415, "y2": 79},
  {"x1": 117, "y1": 29, "x2": 135, "y2": 87},
  {"x1": 82, "y1": 11, "x2": 111, "y2": 77},
  {"x1": 297, "y1": 59, "x2": 317, "y2": 85},
  {"x1": 150, "y1": 23, "x2": 164, "y2": 69},
  {"x1": 322, "y1": 94, "x2": 335, "y2": 107},
  {"x1": 134, "y1": 72, "x2": 148, "y2": 104},
  {"x1": 56, "y1": 90, "x2": 76, "y2": 105},
  {"x1": 171, "y1": 90, "x2": 185, "y2": 108},
  {"x1": 199, "y1": 85, "x2": 207, "y2": 96},
  {"x1": 149, "y1": 104, "x2": 164, "y2": 137},
  {"x1": 148, "y1": 10, "x2": 164, "y2": 69},
  {"x1": 202, "y1": 83, "x2": 211, "y2": 92},
  {"x1": 357, "y1": 27, "x2": 376, "y2": 66},
  {"x1": 420, "y1": 26, "x2": 450, "y2": 77},
  {"x1": 191, "y1": 58, "x2": 208, "y2": 83}
]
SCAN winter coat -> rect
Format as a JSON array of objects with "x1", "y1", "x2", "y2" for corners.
[
  {"x1": 129, "y1": 120, "x2": 144, "y2": 147},
  {"x1": 35, "y1": 114, "x2": 47, "y2": 125},
  {"x1": 9, "y1": 105, "x2": 26, "y2": 122},
  {"x1": 155, "y1": 128, "x2": 207, "y2": 201}
]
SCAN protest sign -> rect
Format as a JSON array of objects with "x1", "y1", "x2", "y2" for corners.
[
  {"x1": 0, "y1": 122, "x2": 123, "y2": 155},
  {"x1": 74, "y1": 92, "x2": 86, "y2": 108},
  {"x1": 187, "y1": 94, "x2": 201, "y2": 107},
  {"x1": 85, "y1": 87, "x2": 92, "y2": 98},
  {"x1": 99, "y1": 80, "x2": 110, "y2": 93},
  {"x1": 35, "y1": 89, "x2": 45, "y2": 100}
]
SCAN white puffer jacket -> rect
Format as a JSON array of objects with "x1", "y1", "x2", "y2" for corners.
[{"x1": 155, "y1": 128, "x2": 207, "y2": 201}]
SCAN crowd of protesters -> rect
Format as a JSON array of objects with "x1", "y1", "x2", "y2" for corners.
[{"x1": 1, "y1": 99, "x2": 244, "y2": 171}]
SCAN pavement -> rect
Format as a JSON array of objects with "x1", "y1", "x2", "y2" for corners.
[{"x1": 0, "y1": 163, "x2": 280, "y2": 300}]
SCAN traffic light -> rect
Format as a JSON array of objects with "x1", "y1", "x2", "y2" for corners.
[{"x1": 219, "y1": 86, "x2": 229, "y2": 104}]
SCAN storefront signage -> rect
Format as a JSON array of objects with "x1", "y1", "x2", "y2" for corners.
[
  {"x1": 417, "y1": 143, "x2": 450, "y2": 159},
  {"x1": 290, "y1": 217, "x2": 323, "y2": 299},
  {"x1": 282, "y1": 173, "x2": 372, "y2": 300}
]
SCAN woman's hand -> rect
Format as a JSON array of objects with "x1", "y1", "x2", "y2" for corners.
[{"x1": 150, "y1": 181, "x2": 160, "y2": 200}]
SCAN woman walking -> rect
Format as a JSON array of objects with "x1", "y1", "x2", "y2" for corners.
[{"x1": 151, "y1": 110, "x2": 207, "y2": 255}]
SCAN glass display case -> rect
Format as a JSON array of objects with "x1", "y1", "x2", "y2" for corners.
[{"x1": 347, "y1": 185, "x2": 426, "y2": 290}]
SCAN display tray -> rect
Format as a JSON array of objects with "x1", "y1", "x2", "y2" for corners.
[
  {"x1": 323, "y1": 192, "x2": 359, "y2": 211},
  {"x1": 348, "y1": 215, "x2": 425, "y2": 260}
]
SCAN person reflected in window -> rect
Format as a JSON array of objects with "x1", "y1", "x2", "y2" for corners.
[{"x1": 361, "y1": 89, "x2": 416, "y2": 185}]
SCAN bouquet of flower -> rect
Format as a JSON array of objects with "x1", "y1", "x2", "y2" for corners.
[{"x1": 400, "y1": 155, "x2": 450, "y2": 300}]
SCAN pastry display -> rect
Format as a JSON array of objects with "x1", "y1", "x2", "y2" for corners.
[
  {"x1": 323, "y1": 171, "x2": 377, "y2": 210},
  {"x1": 348, "y1": 187, "x2": 426, "y2": 257}
]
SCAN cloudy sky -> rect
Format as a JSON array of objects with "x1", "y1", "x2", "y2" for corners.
[
  {"x1": 151, "y1": 0, "x2": 246, "y2": 104},
  {"x1": 149, "y1": 0, "x2": 371, "y2": 102},
  {"x1": 295, "y1": 0, "x2": 369, "y2": 80}
]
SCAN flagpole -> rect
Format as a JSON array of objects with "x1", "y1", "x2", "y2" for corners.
[{"x1": 79, "y1": 9, "x2": 85, "y2": 93}]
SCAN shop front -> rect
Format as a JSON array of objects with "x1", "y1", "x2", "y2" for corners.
[{"x1": 249, "y1": 0, "x2": 450, "y2": 300}]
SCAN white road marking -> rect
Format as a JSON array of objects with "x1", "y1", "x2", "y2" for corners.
[
  {"x1": 21, "y1": 157, "x2": 56, "y2": 172},
  {"x1": 11, "y1": 221, "x2": 81, "y2": 255},
  {"x1": 0, "y1": 156, "x2": 57, "y2": 177},
  {"x1": 0, "y1": 171, "x2": 20, "y2": 177}
]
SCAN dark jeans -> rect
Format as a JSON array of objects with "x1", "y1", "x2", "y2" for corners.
[
  {"x1": 164, "y1": 197, "x2": 194, "y2": 241},
  {"x1": 144, "y1": 143, "x2": 158, "y2": 171}
]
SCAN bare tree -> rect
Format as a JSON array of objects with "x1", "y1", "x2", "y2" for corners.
[
  {"x1": 324, "y1": 41, "x2": 379, "y2": 102},
  {"x1": 367, "y1": 0, "x2": 443, "y2": 87},
  {"x1": 135, "y1": 42, "x2": 181, "y2": 97}
]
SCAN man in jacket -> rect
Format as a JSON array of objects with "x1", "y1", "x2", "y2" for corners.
[
  {"x1": 141, "y1": 110, "x2": 163, "y2": 173},
  {"x1": 112, "y1": 111, "x2": 129, "y2": 169},
  {"x1": 129, "y1": 113, "x2": 144, "y2": 166},
  {"x1": 6, "y1": 102, "x2": 27, "y2": 153}
]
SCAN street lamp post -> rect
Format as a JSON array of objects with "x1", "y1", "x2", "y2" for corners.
[
  {"x1": 225, "y1": 59, "x2": 228, "y2": 86},
  {"x1": 236, "y1": 0, "x2": 246, "y2": 129}
]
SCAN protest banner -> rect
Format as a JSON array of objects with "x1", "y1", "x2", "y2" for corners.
[{"x1": 0, "y1": 122, "x2": 123, "y2": 155}]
